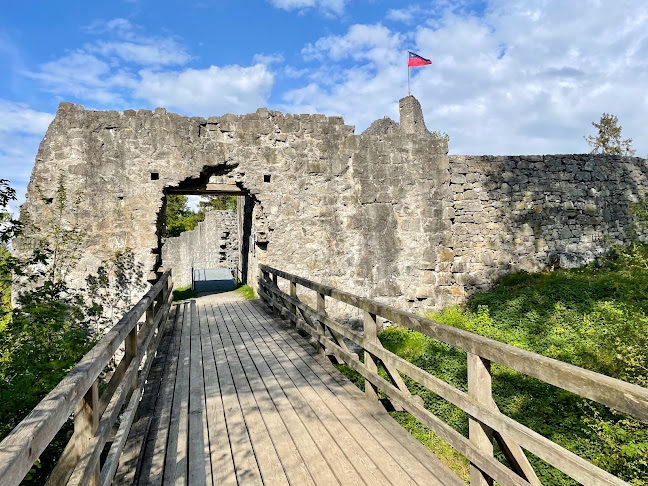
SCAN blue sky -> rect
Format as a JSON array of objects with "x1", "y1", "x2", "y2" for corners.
[{"x1": 1, "y1": 0, "x2": 647, "y2": 214}]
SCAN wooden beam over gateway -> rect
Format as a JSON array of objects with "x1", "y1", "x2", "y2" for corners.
[{"x1": 165, "y1": 183, "x2": 248, "y2": 196}]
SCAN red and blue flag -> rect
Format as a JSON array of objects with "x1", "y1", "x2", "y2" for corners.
[{"x1": 408, "y1": 51, "x2": 432, "y2": 67}]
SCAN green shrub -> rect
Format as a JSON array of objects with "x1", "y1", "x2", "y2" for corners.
[
  {"x1": 173, "y1": 285, "x2": 198, "y2": 302},
  {"x1": 414, "y1": 256, "x2": 648, "y2": 485},
  {"x1": 235, "y1": 284, "x2": 257, "y2": 300}
]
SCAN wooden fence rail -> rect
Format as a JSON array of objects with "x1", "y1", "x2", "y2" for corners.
[
  {"x1": 258, "y1": 264, "x2": 648, "y2": 486},
  {"x1": 0, "y1": 270, "x2": 173, "y2": 486}
]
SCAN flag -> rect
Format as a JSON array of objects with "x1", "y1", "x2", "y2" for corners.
[{"x1": 408, "y1": 51, "x2": 432, "y2": 67}]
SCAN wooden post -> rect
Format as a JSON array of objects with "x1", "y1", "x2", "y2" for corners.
[
  {"x1": 289, "y1": 281, "x2": 297, "y2": 329},
  {"x1": 271, "y1": 272, "x2": 280, "y2": 317},
  {"x1": 316, "y1": 293, "x2": 327, "y2": 356},
  {"x1": 468, "y1": 353, "x2": 494, "y2": 486},
  {"x1": 125, "y1": 323, "x2": 138, "y2": 399},
  {"x1": 363, "y1": 311, "x2": 379, "y2": 401},
  {"x1": 74, "y1": 381, "x2": 99, "y2": 486}
]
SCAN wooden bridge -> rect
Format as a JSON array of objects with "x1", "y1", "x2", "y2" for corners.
[{"x1": 1, "y1": 266, "x2": 647, "y2": 485}]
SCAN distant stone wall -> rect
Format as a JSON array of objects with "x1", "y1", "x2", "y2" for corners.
[
  {"x1": 17, "y1": 96, "x2": 647, "y2": 314},
  {"x1": 433, "y1": 154, "x2": 648, "y2": 306},
  {"x1": 161, "y1": 210, "x2": 238, "y2": 288}
]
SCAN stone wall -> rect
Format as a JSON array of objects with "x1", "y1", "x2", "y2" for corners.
[
  {"x1": 161, "y1": 210, "x2": 238, "y2": 288},
  {"x1": 433, "y1": 154, "x2": 648, "y2": 307},
  {"x1": 17, "y1": 96, "x2": 648, "y2": 314}
]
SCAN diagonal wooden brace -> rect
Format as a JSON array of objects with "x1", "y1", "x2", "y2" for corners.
[{"x1": 381, "y1": 361, "x2": 424, "y2": 411}]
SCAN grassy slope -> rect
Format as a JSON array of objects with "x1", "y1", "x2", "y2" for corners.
[{"x1": 339, "y1": 251, "x2": 648, "y2": 484}]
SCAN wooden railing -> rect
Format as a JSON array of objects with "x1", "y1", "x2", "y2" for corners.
[
  {"x1": 258, "y1": 264, "x2": 648, "y2": 486},
  {"x1": 0, "y1": 270, "x2": 174, "y2": 486}
]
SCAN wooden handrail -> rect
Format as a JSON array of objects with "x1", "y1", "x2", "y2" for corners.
[
  {"x1": 0, "y1": 270, "x2": 173, "y2": 486},
  {"x1": 258, "y1": 264, "x2": 648, "y2": 486}
]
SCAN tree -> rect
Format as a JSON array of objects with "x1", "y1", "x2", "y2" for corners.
[
  {"x1": 164, "y1": 195, "x2": 200, "y2": 237},
  {"x1": 197, "y1": 195, "x2": 237, "y2": 217},
  {"x1": 584, "y1": 113, "x2": 636, "y2": 156}
]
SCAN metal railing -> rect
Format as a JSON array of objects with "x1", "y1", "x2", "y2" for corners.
[{"x1": 191, "y1": 250, "x2": 239, "y2": 290}]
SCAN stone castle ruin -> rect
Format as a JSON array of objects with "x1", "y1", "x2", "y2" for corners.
[
  {"x1": 17, "y1": 96, "x2": 648, "y2": 310},
  {"x1": 162, "y1": 209, "x2": 239, "y2": 289}
]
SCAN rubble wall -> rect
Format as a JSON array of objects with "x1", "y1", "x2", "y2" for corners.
[
  {"x1": 439, "y1": 154, "x2": 648, "y2": 304},
  {"x1": 17, "y1": 97, "x2": 647, "y2": 311},
  {"x1": 161, "y1": 210, "x2": 238, "y2": 288}
]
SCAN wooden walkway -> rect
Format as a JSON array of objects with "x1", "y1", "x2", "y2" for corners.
[{"x1": 117, "y1": 299, "x2": 461, "y2": 485}]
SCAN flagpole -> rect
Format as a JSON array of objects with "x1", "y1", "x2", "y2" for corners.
[{"x1": 407, "y1": 65, "x2": 410, "y2": 96}]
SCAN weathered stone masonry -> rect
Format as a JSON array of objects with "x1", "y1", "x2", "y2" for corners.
[
  {"x1": 161, "y1": 209, "x2": 238, "y2": 289},
  {"x1": 17, "y1": 96, "x2": 648, "y2": 311}
]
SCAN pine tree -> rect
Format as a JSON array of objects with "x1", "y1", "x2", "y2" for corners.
[{"x1": 584, "y1": 113, "x2": 636, "y2": 156}]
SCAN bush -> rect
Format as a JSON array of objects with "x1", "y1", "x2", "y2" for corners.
[{"x1": 410, "y1": 255, "x2": 648, "y2": 484}]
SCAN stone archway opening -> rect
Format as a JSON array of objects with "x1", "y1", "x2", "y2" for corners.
[{"x1": 158, "y1": 169, "x2": 261, "y2": 296}]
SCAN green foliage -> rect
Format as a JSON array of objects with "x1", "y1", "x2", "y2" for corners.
[
  {"x1": 0, "y1": 178, "x2": 142, "y2": 484},
  {"x1": 400, "y1": 257, "x2": 648, "y2": 484},
  {"x1": 235, "y1": 284, "x2": 257, "y2": 300},
  {"x1": 164, "y1": 195, "x2": 200, "y2": 237},
  {"x1": 173, "y1": 285, "x2": 198, "y2": 302},
  {"x1": 164, "y1": 194, "x2": 237, "y2": 238},
  {"x1": 198, "y1": 195, "x2": 237, "y2": 214},
  {"x1": 430, "y1": 130, "x2": 450, "y2": 142},
  {"x1": 584, "y1": 113, "x2": 636, "y2": 156},
  {"x1": 0, "y1": 179, "x2": 23, "y2": 246}
]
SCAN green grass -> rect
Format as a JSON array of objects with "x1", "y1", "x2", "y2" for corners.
[
  {"x1": 172, "y1": 285, "x2": 198, "y2": 302},
  {"x1": 235, "y1": 284, "x2": 257, "y2": 300},
  {"x1": 339, "y1": 245, "x2": 648, "y2": 485}
]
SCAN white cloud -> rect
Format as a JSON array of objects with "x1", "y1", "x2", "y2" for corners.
[
  {"x1": 92, "y1": 40, "x2": 191, "y2": 66},
  {"x1": 135, "y1": 64, "x2": 274, "y2": 115},
  {"x1": 267, "y1": 0, "x2": 347, "y2": 16},
  {"x1": 253, "y1": 53, "x2": 285, "y2": 65},
  {"x1": 0, "y1": 102, "x2": 54, "y2": 213},
  {"x1": 282, "y1": 24, "x2": 404, "y2": 128},
  {"x1": 282, "y1": 1, "x2": 648, "y2": 156},
  {"x1": 26, "y1": 51, "x2": 131, "y2": 104},
  {"x1": 25, "y1": 19, "x2": 274, "y2": 116},
  {"x1": 0, "y1": 101, "x2": 54, "y2": 134},
  {"x1": 302, "y1": 24, "x2": 402, "y2": 64}
]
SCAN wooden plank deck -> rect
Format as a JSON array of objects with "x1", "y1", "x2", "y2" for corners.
[{"x1": 123, "y1": 299, "x2": 462, "y2": 485}]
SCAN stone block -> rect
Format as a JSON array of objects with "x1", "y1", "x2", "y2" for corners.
[{"x1": 438, "y1": 248, "x2": 454, "y2": 261}]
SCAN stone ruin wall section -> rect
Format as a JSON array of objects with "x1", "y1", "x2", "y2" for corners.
[
  {"x1": 17, "y1": 99, "x2": 450, "y2": 311},
  {"x1": 17, "y1": 98, "x2": 648, "y2": 313},
  {"x1": 161, "y1": 210, "x2": 238, "y2": 289},
  {"x1": 440, "y1": 154, "x2": 648, "y2": 306}
]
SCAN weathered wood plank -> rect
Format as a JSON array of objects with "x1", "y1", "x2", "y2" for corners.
[
  {"x1": 69, "y1": 291, "x2": 170, "y2": 486},
  {"x1": 468, "y1": 353, "x2": 494, "y2": 486},
  {"x1": 100, "y1": 301, "x2": 173, "y2": 486},
  {"x1": 261, "y1": 276, "x2": 634, "y2": 486},
  {"x1": 198, "y1": 304, "x2": 237, "y2": 486},
  {"x1": 204, "y1": 304, "x2": 263, "y2": 485},
  {"x1": 188, "y1": 301, "x2": 208, "y2": 486},
  {"x1": 0, "y1": 270, "x2": 171, "y2": 486},
  {"x1": 209, "y1": 304, "x2": 315, "y2": 486},
  {"x1": 195, "y1": 305, "x2": 212, "y2": 486},
  {"x1": 260, "y1": 265, "x2": 648, "y2": 422},
  {"x1": 221, "y1": 303, "x2": 373, "y2": 486},
  {"x1": 135, "y1": 303, "x2": 184, "y2": 486},
  {"x1": 213, "y1": 305, "x2": 290, "y2": 486},
  {"x1": 211, "y1": 303, "x2": 339, "y2": 485},
  {"x1": 246, "y1": 300, "x2": 464, "y2": 486},
  {"x1": 246, "y1": 300, "x2": 462, "y2": 484},
  {"x1": 74, "y1": 381, "x2": 99, "y2": 486},
  {"x1": 163, "y1": 302, "x2": 192, "y2": 486},
  {"x1": 231, "y1": 302, "x2": 425, "y2": 486}
]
